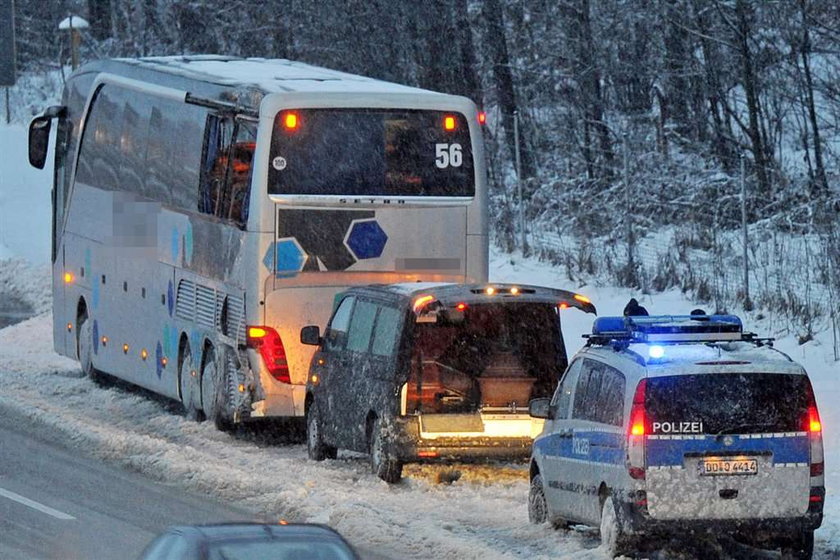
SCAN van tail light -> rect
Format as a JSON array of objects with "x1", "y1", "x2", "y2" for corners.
[
  {"x1": 627, "y1": 379, "x2": 647, "y2": 480},
  {"x1": 804, "y1": 379, "x2": 824, "y2": 479},
  {"x1": 247, "y1": 325, "x2": 291, "y2": 383}
]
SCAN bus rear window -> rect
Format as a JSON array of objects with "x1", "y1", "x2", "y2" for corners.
[
  {"x1": 645, "y1": 373, "x2": 809, "y2": 435},
  {"x1": 268, "y1": 109, "x2": 474, "y2": 198}
]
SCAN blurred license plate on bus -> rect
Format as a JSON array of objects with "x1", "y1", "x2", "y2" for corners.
[{"x1": 700, "y1": 458, "x2": 758, "y2": 476}]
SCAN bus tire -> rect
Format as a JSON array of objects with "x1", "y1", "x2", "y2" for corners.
[
  {"x1": 200, "y1": 346, "x2": 234, "y2": 432},
  {"x1": 369, "y1": 418, "x2": 402, "y2": 483},
  {"x1": 179, "y1": 345, "x2": 202, "y2": 421},
  {"x1": 78, "y1": 315, "x2": 108, "y2": 386},
  {"x1": 306, "y1": 401, "x2": 336, "y2": 461}
]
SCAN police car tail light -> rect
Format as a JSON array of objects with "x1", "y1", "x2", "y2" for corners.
[
  {"x1": 247, "y1": 325, "x2": 291, "y2": 384},
  {"x1": 804, "y1": 380, "x2": 824, "y2": 477},
  {"x1": 627, "y1": 379, "x2": 647, "y2": 480}
]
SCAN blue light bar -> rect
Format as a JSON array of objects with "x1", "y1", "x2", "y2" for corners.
[{"x1": 591, "y1": 314, "x2": 744, "y2": 343}]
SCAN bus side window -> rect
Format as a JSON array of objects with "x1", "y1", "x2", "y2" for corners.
[
  {"x1": 199, "y1": 117, "x2": 255, "y2": 227},
  {"x1": 221, "y1": 122, "x2": 256, "y2": 227}
]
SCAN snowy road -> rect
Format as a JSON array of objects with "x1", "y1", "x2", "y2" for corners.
[{"x1": 0, "y1": 402, "x2": 253, "y2": 560}]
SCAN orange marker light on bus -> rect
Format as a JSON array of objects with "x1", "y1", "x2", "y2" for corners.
[
  {"x1": 248, "y1": 326, "x2": 268, "y2": 339},
  {"x1": 64, "y1": 272, "x2": 74, "y2": 284},
  {"x1": 478, "y1": 111, "x2": 486, "y2": 125},
  {"x1": 284, "y1": 113, "x2": 298, "y2": 129},
  {"x1": 444, "y1": 116, "x2": 456, "y2": 131}
]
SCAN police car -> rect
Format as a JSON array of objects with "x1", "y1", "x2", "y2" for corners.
[{"x1": 528, "y1": 314, "x2": 824, "y2": 559}]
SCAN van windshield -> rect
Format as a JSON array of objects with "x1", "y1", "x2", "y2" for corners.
[
  {"x1": 645, "y1": 373, "x2": 809, "y2": 435},
  {"x1": 406, "y1": 303, "x2": 565, "y2": 414}
]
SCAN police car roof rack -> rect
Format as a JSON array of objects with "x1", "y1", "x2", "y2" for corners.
[{"x1": 585, "y1": 314, "x2": 774, "y2": 348}]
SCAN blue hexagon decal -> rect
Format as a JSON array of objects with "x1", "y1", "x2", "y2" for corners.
[
  {"x1": 263, "y1": 238, "x2": 307, "y2": 277},
  {"x1": 345, "y1": 219, "x2": 387, "y2": 260}
]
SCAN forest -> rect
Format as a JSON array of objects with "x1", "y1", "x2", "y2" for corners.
[{"x1": 9, "y1": 0, "x2": 840, "y2": 341}]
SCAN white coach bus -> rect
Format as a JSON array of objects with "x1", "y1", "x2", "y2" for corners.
[{"x1": 29, "y1": 56, "x2": 488, "y2": 430}]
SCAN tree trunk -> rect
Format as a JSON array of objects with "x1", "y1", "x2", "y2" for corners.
[
  {"x1": 454, "y1": 0, "x2": 481, "y2": 104},
  {"x1": 87, "y1": 0, "x2": 113, "y2": 41},
  {"x1": 483, "y1": 0, "x2": 535, "y2": 178},
  {"x1": 799, "y1": 0, "x2": 828, "y2": 196},
  {"x1": 735, "y1": 0, "x2": 770, "y2": 198}
]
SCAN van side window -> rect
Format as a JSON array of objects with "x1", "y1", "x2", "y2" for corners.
[
  {"x1": 597, "y1": 365, "x2": 626, "y2": 426},
  {"x1": 551, "y1": 359, "x2": 582, "y2": 420},
  {"x1": 371, "y1": 306, "x2": 401, "y2": 357},
  {"x1": 325, "y1": 296, "x2": 355, "y2": 350},
  {"x1": 572, "y1": 359, "x2": 604, "y2": 422},
  {"x1": 347, "y1": 300, "x2": 378, "y2": 353},
  {"x1": 572, "y1": 360, "x2": 626, "y2": 425}
]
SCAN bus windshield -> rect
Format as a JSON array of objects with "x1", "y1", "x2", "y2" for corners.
[{"x1": 268, "y1": 109, "x2": 474, "y2": 198}]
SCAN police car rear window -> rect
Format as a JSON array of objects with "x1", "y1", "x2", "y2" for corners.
[{"x1": 645, "y1": 373, "x2": 808, "y2": 435}]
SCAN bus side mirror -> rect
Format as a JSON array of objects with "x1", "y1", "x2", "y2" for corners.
[
  {"x1": 300, "y1": 325, "x2": 321, "y2": 346},
  {"x1": 28, "y1": 116, "x2": 52, "y2": 169},
  {"x1": 28, "y1": 105, "x2": 66, "y2": 170},
  {"x1": 529, "y1": 397, "x2": 553, "y2": 419}
]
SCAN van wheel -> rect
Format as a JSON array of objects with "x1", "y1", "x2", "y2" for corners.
[
  {"x1": 200, "y1": 347, "x2": 233, "y2": 432},
  {"x1": 781, "y1": 530, "x2": 814, "y2": 560},
  {"x1": 179, "y1": 346, "x2": 202, "y2": 421},
  {"x1": 369, "y1": 418, "x2": 402, "y2": 483},
  {"x1": 78, "y1": 315, "x2": 108, "y2": 385},
  {"x1": 306, "y1": 403, "x2": 336, "y2": 461},
  {"x1": 528, "y1": 474, "x2": 549, "y2": 523},
  {"x1": 600, "y1": 495, "x2": 635, "y2": 558}
]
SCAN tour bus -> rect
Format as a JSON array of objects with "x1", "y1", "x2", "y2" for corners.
[{"x1": 28, "y1": 56, "x2": 488, "y2": 429}]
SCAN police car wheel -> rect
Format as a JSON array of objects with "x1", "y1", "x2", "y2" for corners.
[
  {"x1": 600, "y1": 495, "x2": 634, "y2": 558},
  {"x1": 370, "y1": 418, "x2": 402, "y2": 483},
  {"x1": 528, "y1": 474, "x2": 549, "y2": 524},
  {"x1": 780, "y1": 530, "x2": 814, "y2": 560},
  {"x1": 306, "y1": 403, "x2": 336, "y2": 461}
]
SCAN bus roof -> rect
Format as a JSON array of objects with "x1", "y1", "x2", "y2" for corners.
[{"x1": 74, "y1": 56, "x2": 444, "y2": 112}]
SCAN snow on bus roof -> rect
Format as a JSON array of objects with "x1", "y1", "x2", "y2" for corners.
[{"x1": 124, "y1": 56, "x2": 438, "y2": 96}]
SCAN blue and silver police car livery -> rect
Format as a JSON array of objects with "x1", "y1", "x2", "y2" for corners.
[{"x1": 528, "y1": 314, "x2": 823, "y2": 559}]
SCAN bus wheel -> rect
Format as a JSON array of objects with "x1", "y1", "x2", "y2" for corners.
[
  {"x1": 179, "y1": 346, "x2": 202, "y2": 421},
  {"x1": 78, "y1": 315, "x2": 108, "y2": 386},
  {"x1": 200, "y1": 347, "x2": 234, "y2": 432},
  {"x1": 369, "y1": 418, "x2": 402, "y2": 483}
]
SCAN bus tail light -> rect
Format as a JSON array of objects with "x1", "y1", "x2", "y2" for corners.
[
  {"x1": 478, "y1": 111, "x2": 486, "y2": 125},
  {"x1": 627, "y1": 379, "x2": 647, "y2": 480},
  {"x1": 247, "y1": 325, "x2": 291, "y2": 383}
]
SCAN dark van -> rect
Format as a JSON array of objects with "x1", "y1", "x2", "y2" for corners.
[{"x1": 300, "y1": 283, "x2": 596, "y2": 482}]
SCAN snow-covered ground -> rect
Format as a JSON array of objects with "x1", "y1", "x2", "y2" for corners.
[{"x1": 1, "y1": 122, "x2": 838, "y2": 558}]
